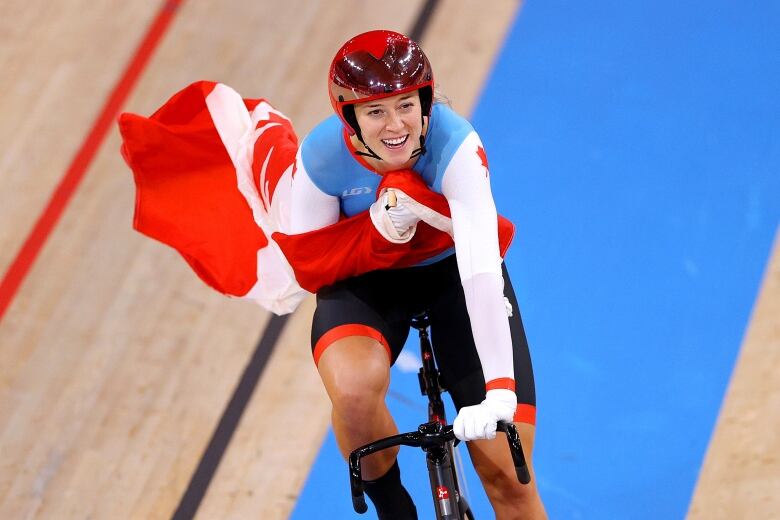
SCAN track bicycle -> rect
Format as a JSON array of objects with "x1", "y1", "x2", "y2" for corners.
[{"x1": 347, "y1": 311, "x2": 531, "y2": 519}]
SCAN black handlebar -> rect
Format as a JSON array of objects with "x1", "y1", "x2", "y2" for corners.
[
  {"x1": 348, "y1": 421, "x2": 530, "y2": 513},
  {"x1": 496, "y1": 421, "x2": 531, "y2": 484}
]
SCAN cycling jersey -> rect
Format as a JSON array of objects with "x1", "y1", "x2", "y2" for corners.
[{"x1": 290, "y1": 103, "x2": 516, "y2": 388}]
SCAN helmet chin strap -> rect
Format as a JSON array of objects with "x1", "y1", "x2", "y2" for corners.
[
  {"x1": 410, "y1": 134, "x2": 426, "y2": 159},
  {"x1": 409, "y1": 114, "x2": 428, "y2": 159},
  {"x1": 354, "y1": 137, "x2": 384, "y2": 161},
  {"x1": 353, "y1": 124, "x2": 384, "y2": 161}
]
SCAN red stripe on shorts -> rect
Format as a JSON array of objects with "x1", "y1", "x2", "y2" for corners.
[
  {"x1": 312, "y1": 324, "x2": 392, "y2": 366},
  {"x1": 514, "y1": 404, "x2": 536, "y2": 425}
]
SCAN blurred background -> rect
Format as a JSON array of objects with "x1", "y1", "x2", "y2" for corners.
[{"x1": 1, "y1": 1, "x2": 778, "y2": 518}]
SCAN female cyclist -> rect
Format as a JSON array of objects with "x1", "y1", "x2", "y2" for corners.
[
  {"x1": 291, "y1": 31, "x2": 547, "y2": 519},
  {"x1": 119, "y1": 28, "x2": 546, "y2": 520}
]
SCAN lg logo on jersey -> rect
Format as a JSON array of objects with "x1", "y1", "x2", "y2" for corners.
[{"x1": 342, "y1": 187, "x2": 372, "y2": 197}]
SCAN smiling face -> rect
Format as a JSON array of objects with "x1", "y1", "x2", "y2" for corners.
[{"x1": 351, "y1": 91, "x2": 426, "y2": 172}]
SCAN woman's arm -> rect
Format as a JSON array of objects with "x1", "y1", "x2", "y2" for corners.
[
  {"x1": 441, "y1": 131, "x2": 518, "y2": 440},
  {"x1": 441, "y1": 131, "x2": 515, "y2": 386}
]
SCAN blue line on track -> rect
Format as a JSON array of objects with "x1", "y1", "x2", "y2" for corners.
[
  {"x1": 477, "y1": 1, "x2": 780, "y2": 518},
  {"x1": 293, "y1": 2, "x2": 780, "y2": 517}
]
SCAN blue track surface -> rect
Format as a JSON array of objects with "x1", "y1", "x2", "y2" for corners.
[{"x1": 293, "y1": 2, "x2": 780, "y2": 518}]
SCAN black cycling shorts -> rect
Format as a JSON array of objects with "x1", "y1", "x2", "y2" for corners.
[{"x1": 311, "y1": 254, "x2": 537, "y2": 424}]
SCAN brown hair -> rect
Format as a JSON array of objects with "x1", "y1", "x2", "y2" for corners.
[{"x1": 433, "y1": 87, "x2": 452, "y2": 108}]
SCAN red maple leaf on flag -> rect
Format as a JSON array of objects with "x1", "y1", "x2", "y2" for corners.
[{"x1": 476, "y1": 145, "x2": 489, "y2": 176}]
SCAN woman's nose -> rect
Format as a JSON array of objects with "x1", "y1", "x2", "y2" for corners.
[{"x1": 385, "y1": 111, "x2": 404, "y2": 132}]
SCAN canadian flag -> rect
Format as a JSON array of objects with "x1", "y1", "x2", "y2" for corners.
[{"x1": 118, "y1": 82, "x2": 514, "y2": 315}]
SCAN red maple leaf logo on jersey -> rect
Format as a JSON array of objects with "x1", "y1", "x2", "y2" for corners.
[{"x1": 476, "y1": 145, "x2": 489, "y2": 177}]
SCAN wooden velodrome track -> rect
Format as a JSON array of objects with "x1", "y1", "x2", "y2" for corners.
[{"x1": 0, "y1": 1, "x2": 778, "y2": 518}]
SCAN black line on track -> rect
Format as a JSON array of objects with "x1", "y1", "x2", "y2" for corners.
[
  {"x1": 409, "y1": 0, "x2": 440, "y2": 42},
  {"x1": 170, "y1": 315, "x2": 288, "y2": 520},
  {"x1": 171, "y1": 2, "x2": 440, "y2": 517}
]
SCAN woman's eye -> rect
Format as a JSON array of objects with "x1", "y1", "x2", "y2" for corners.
[
  {"x1": 399, "y1": 103, "x2": 414, "y2": 110},
  {"x1": 368, "y1": 109, "x2": 383, "y2": 116}
]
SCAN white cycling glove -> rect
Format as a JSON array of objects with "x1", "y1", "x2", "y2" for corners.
[
  {"x1": 369, "y1": 190, "x2": 420, "y2": 243},
  {"x1": 453, "y1": 389, "x2": 517, "y2": 441}
]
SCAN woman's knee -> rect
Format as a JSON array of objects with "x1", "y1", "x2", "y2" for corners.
[
  {"x1": 329, "y1": 367, "x2": 388, "y2": 417},
  {"x1": 468, "y1": 431, "x2": 543, "y2": 515},
  {"x1": 478, "y1": 461, "x2": 538, "y2": 504},
  {"x1": 318, "y1": 336, "x2": 391, "y2": 416},
  {"x1": 475, "y1": 459, "x2": 542, "y2": 520},
  {"x1": 470, "y1": 444, "x2": 521, "y2": 485}
]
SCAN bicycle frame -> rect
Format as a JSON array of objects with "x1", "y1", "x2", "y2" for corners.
[
  {"x1": 414, "y1": 312, "x2": 469, "y2": 519},
  {"x1": 347, "y1": 312, "x2": 531, "y2": 519}
]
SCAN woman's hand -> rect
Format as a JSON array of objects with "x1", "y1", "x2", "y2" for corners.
[
  {"x1": 369, "y1": 190, "x2": 420, "y2": 243},
  {"x1": 453, "y1": 389, "x2": 517, "y2": 441},
  {"x1": 385, "y1": 197, "x2": 419, "y2": 233}
]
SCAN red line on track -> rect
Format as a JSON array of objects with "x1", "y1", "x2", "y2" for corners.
[{"x1": 0, "y1": 0, "x2": 184, "y2": 322}]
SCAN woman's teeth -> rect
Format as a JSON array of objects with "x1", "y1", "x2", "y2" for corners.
[{"x1": 381, "y1": 135, "x2": 408, "y2": 149}]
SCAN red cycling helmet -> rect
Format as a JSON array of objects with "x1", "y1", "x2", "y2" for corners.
[{"x1": 329, "y1": 30, "x2": 435, "y2": 137}]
